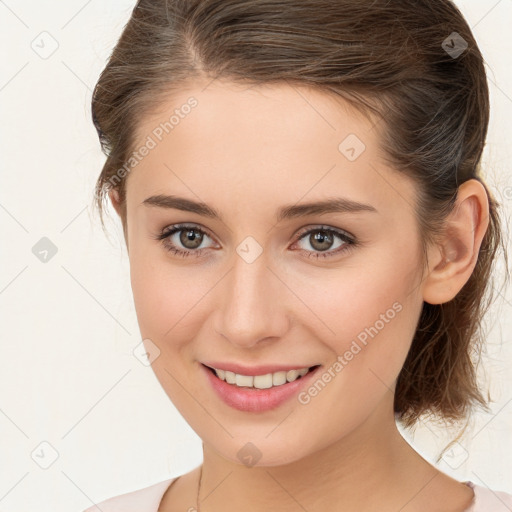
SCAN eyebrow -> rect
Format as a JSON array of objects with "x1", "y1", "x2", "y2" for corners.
[{"x1": 142, "y1": 194, "x2": 378, "y2": 223}]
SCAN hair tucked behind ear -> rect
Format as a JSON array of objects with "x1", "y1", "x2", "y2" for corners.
[{"x1": 90, "y1": 0, "x2": 509, "y2": 438}]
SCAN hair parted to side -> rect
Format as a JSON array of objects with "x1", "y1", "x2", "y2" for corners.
[{"x1": 91, "y1": 0, "x2": 509, "y2": 432}]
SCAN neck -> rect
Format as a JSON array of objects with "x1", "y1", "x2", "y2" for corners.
[{"x1": 197, "y1": 399, "x2": 439, "y2": 512}]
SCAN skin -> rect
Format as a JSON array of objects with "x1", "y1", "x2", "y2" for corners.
[{"x1": 109, "y1": 79, "x2": 489, "y2": 512}]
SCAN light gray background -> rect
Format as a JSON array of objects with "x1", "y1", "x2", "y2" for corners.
[{"x1": 1, "y1": 1, "x2": 511, "y2": 511}]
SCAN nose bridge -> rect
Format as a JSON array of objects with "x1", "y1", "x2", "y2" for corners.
[{"x1": 215, "y1": 245, "x2": 289, "y2": 347}]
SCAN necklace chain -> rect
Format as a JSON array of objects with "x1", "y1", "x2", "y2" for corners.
[{"x1": 196, "y1": 464, "x2": 203, "y2": 512}]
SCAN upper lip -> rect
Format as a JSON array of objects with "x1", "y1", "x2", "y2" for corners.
[{"x1": 201, "y1": 361, "x2": 320, "y2": 376}]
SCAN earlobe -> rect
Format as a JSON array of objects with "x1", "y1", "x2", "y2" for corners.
[{"x1": 422, "y1": 179, "x2": 490, "y2": 305}]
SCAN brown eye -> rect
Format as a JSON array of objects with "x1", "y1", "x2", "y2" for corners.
[
  {"x1": 293, "y1": 226, "x2": 357, "y2": 259},
  {"x1": 179, "y1": 228, "x2": 204, "y2": 249},
  {"x1": 307, "y1": 230, "x2": 335, "y2": 252},
  {"x1": 155, "y1": 223, "x2": 216, "y2": 258}
]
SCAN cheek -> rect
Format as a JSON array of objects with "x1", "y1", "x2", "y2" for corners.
[
  {"x1": 289, "y1": 249, "x2": 422, "y2": 387},
  {"x1": 286, "y1": 268, "x2": 421, "y2": 449},
  {"x1": 129, "y1": 249, "x2": 186, "y2": 341},
  {"x1": 129, "y1": 247, "x2": 218, "y2": 350}
]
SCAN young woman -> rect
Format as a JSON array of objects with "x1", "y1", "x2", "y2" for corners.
[{"x1": 83, "y1": 0, "x2": 512, "y2": 511}]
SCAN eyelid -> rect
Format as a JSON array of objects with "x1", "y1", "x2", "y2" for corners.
[
  {"x1": 159, "y1": 223, "x2": 354, "y2": 245},
  {"x1": 294, "y1": 224, "x2": 355, "y2": 241},
  {"x1": 155, "y1": 222, "x2": 357, "y2": 259},
  {"x1": 160, "y1": 223, "x2": 219, "y2": 247}
]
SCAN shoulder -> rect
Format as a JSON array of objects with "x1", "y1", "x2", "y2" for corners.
[
  {"x1": 81, "y1": 477, "x2": 177, "y2": 512},
  {"x1": 463, "y1": 481, "x2": 512, "y2": 512}
]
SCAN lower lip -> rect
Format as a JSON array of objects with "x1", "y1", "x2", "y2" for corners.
[{"x1": 200, "y1": 363, "x2": 321, "y2": 412}]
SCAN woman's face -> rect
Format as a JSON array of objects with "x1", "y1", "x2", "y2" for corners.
[{"x1": 121, "y1": 79, "x2": 427, "y2": 466}]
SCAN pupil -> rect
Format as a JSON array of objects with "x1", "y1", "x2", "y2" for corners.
[
  {"x1": 180, "y1": 229, "x2": 202, "y2": 249},
  {"x1": 312, "y1": 230, "x2": 332, "y2": 251}
]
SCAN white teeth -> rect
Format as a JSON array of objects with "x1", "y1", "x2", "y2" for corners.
[
  {"x1": 224, "y1": 370, "x2": 236, "y2": 384},
  {"x1": 235, "y1": 374, "x2": 253, "y2": 387},
  {"x1": 254, "y1": 374, "x2": 273, "y2": 389},
  {"x1": 287, "y1": 369, "x2": 300, "y2": 381},
  {"x1": 272, "y1": 371, "x2": 287, "y2": 386},
  {"x1": 210, "y1": 366, "x2": 312, "y2": 389}
]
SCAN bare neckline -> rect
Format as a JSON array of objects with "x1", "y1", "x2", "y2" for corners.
[
  {"x1": 157, "y1": 477, "x2": 477, "y2": 511},
  {"x1": 157, "y1": 476, "x2": 181, "y2": 511}
]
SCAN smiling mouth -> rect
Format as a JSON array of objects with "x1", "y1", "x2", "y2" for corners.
[{"x1": 203, "y1": 363, "x2": 321, "y2": 390}]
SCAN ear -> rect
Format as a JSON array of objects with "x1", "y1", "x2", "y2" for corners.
[
  {"x1": 108, "y1": 188, "x2": 129, "y2": 251},
  {"x1": 422, "y1": 179, "x2": 490, "y2": 305},
  {"x1": 108, "y1": 188, "x2": 123, "y2": 217}
]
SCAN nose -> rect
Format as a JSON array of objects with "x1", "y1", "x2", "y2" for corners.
[{"x1": 213, "y1": 249, "x2": 291, "y2": 349}]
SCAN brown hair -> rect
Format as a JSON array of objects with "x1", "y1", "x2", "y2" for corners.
[{"x1": 91, "y1": 0, "x2": 509, "y2": 432}]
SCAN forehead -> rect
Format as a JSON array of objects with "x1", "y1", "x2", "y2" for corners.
[
  {"x1": 133, "y1": 79, "x2": 375, "y2": 155},
  {"x1": 127, "y1": 79, "x2": 417, "y2": 220}
]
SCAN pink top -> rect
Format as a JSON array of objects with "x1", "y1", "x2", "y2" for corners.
[{"x1": 82, "y1": 478, "x2": 512, "y2": 512}]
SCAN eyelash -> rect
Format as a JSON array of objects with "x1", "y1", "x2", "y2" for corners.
[{"x1": 153, "y1": 223, "x2": 358, "y2": 260}]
